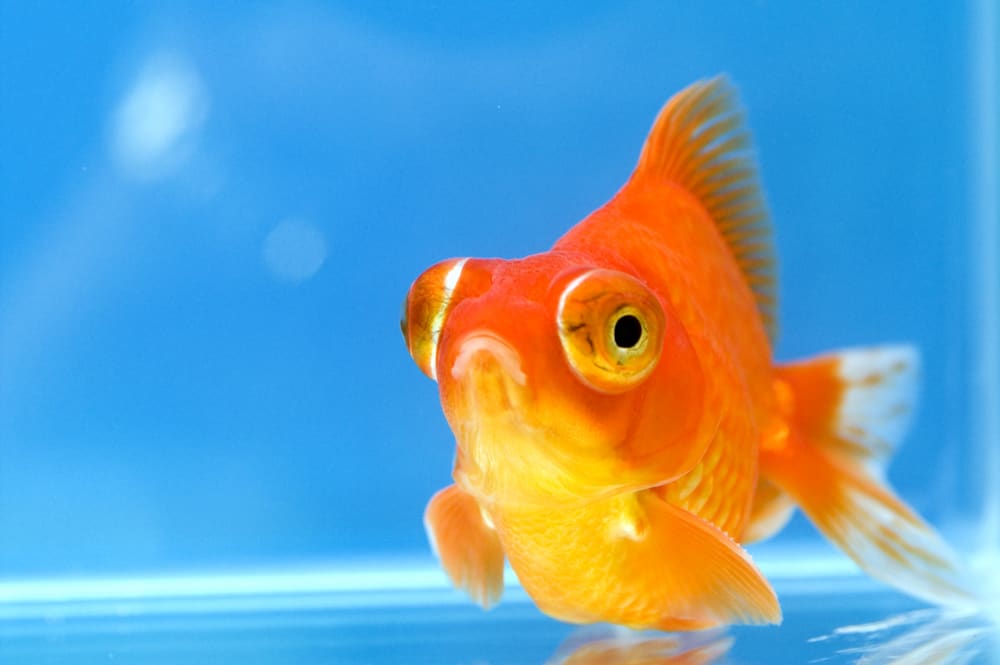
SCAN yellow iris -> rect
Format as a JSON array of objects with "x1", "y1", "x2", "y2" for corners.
[{"x1": 556, "y1": 269, "x2": 665, "y2": 394}]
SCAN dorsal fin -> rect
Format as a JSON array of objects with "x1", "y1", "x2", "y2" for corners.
[{"x1": 632, "y1": 76, "x2": 779, "y2": 343}]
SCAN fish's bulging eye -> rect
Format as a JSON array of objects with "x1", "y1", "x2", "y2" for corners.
[
  {"x1": 557, "y1": 270, "x2": 665, "y2": 394},
  {"x1": 402, "y1": 257, "x2": 493, "y2": 381}
]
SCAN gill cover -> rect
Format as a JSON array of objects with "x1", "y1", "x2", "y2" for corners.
[
  {"x1": 401, "y1": 258, "x2": 492, "y2": 380},
  {"x1": 557, "y1": 269, "x2": 666, "y2": 394}
]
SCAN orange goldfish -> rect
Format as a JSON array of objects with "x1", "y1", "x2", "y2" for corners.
[{"x1": 400, "y1": 76, "x2": 971, "y2": 630}]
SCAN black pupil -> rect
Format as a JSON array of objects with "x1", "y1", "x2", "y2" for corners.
[{"x1": 613, "y1": 314, "x2": 643, "y2": 349}]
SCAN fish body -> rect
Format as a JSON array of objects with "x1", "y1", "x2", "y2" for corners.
[{"x1": 402, "y1": 77, "x2": 971, "y2": 629}]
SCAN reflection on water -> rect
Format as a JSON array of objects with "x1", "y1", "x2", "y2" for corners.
[
  {"x1": 547, "y1": 626, "x2": 732, "y2": 665},
  {"x1": 1, "y1": 580, "x2": 998, "y2": 664},
  {"x1": 545, "y1": 604, "x2": 999, "y2": 665},
  {"x1": 810, "y1": 607, "x2": 996, "y2": 665}
]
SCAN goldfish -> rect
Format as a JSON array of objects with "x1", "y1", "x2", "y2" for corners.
[{"x1": 400, "y1": 76, "x2": 971, "y2": 630}]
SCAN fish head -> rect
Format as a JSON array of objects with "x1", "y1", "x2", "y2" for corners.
[{"x1": 402, "y1": 254, "x2": 709, "y2": 507}]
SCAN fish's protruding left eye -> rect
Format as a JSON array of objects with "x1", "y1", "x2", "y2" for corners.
[
  {"x1": 401, "y1": 257, "x2": 492, "y2": 381},
  {"x1": 556, "y1": 269, "x2": 665, "y2": 394}
]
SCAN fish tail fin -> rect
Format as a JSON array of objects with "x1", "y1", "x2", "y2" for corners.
[{"x1": 759, "y1": 345, "x2": 977, "y2": 607}]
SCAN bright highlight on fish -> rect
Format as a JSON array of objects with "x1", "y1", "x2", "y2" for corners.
[{"x1": 400, "y1": 76, "x2": 973, "y2": 629}]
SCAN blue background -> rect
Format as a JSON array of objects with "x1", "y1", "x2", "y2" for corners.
[{"x1": 0, "y1": 2, "x2": 985, "y2": 577}]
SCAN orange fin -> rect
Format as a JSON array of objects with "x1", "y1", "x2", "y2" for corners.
[
  {"x1": 775, "y1": 345, "x2": 919, "y2": 466},
  {"x1": 743, "y1": 476, "x2": 796, "y2": 544},
  {"x1": 763, "y1": 346, "x2": 976, "y2": 607},
  {"x1": 632, "y1": 492, "x2": 781, "y2": 628},
  {"x1": 424, "y1": 484, "x2": 505, "y2": 608},
  {"x1": 631, "y1": 75, "x2": 777, "y2": 343}
]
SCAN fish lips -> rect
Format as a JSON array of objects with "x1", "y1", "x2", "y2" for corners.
[
  {"x1": 450, "y1": 332, "x2": 526, "y2": 386},
  {"x1": 446, "y1": 330, "x2": 536, "y2": 424}
]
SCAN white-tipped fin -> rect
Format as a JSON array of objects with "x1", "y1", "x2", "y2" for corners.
[
  {"x1": 763, "y1": 346, "x2": 978, "y2": 609},
  {"x1": 834, "y1": 345, "x2": 919, "y2": 466}
]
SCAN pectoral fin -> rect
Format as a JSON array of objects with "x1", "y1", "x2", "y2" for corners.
[
  {"x1": 634, "y1": 492, "x2": 781, "y2": 629},
  {"x1": 424, "y1": 484, "x2": 505, "y2": 609}
]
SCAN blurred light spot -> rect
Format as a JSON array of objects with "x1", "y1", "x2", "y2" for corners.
[
  {"x1": 111, "y1": 53, "x2": 207, "y2": 181},
  {"x1": 262, "y1": 220, "x2": 327, "y2": 283}
]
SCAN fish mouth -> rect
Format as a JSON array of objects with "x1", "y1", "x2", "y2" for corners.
[
  {"x1": 448, "y1": 331, "x2": 530, "y2": 427},
  {"x1": 450, "y1": 332, "x2": 526, "y2": 387},
  {"x1": 447, "y1": 331, "x2": 538, "y2": 503}
]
